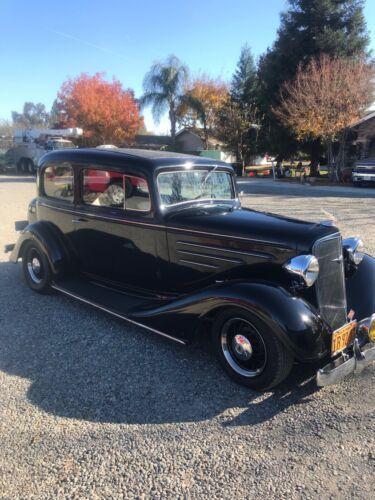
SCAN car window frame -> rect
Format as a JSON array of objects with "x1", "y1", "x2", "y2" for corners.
[
  {"x1": 79, "y1": 165, "x2": 153, "y2": 215},
  {"x1": 156, "y1": 167, "x2": 236, "y2": 209},
  {"x1": 40, "y1": 161, "x2": 75, "y2": 204}
]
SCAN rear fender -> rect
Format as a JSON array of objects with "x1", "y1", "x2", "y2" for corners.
[
  {"x1": 10, "y1": 221, "x2": 71, "y2": 276},
  {"x1": 130, "y1": 281, "x2": 331, "y2": 361}
]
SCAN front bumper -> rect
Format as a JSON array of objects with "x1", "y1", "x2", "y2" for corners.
[
  {"x1": 317, "y1": 317, "x2": 375, "y2": 387},
  {"x1": 352, "y1": 172, "x2": 375, "y2": 182}
]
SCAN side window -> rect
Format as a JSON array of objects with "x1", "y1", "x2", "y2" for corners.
[
  {"x1": 125, "y1": 176, "x2": 151, "y2": 212},
  {"x1": 83, "y1": 169, "x2": 124, "y2": 208},
  {"x1": 43, "y1": 164, "x2": 74, "y2": 202},
  {"x1": 82, "y1": 169, "x2": 151, "y2": 212}
]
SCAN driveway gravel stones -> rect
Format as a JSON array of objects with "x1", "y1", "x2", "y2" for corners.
[{"x1": 0, "y1": 175, "x2": 374, "y2": 499}]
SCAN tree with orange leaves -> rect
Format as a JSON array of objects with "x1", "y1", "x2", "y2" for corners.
[
  {"x1": 54, "y1": 73, "x2": 143, "y2": 146},
  {"x1": 273, "y1": 55, "x2": 375, "y2": 180},
  {"x1": 178, "y1": 76, "x2": 229, "y2": 149}
]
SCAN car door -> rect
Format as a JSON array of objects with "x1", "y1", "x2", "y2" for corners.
[{"x1": 73, "y1": 165, "x2": 167, "y2": 292}]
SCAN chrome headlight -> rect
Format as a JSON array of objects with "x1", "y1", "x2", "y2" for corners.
[
  {"x1": 369, "y1": 314, "x2": 375, "y2": 343},
  {"x1": 343, "y1": 237, "x2": 365, "y2": 266},
  {"x1": 283, "y1": 255, "x2": 320, "y2": 287}
]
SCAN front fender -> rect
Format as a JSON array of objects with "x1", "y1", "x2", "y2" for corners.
[
  {"x1": 10, "y1": 221, "x2": 71, "y2": 276},
  {"x1": 130, "y1": 281, "x2": 331, "y2": 361},
  {"x1": 346, "y1": 254, "x2": 375, "y2": 320}
]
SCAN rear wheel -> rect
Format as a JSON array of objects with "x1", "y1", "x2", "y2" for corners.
[
  {"x1": 17, "y1": 159, "x2": 28, "y2": 174},
  {"x1": 211, "y1": 308, "x2": 293, "y2": 391},
  {"x1": 22, "y1": 241, "x2": 52, "y2": 293}
]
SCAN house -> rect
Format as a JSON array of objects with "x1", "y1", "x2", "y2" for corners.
[
  {"x1": 134, "y1": 134, "x2": 171, "y2": 150},
  {"x1": 350, "y1": 111, "x2": 375, "y2": 159},
  {"x1": 134, "y1": 129, "x2": 236, "y2": 164}
]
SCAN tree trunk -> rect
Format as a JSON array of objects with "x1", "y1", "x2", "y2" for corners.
[
  {"x1": 203, "y1": 119, "x2": 208, "y2": 150},
  {"x1": 309, "y1": 139, "x2": 320, "y2": 177},
  {"x1": 335, "y1": 129, "x2": 348, "y2": 183},
  {"x1": 169, "y1": 107, "x2": 176, "y2": 148},
  {"x1": 326, "y1": 138, "x2": 335, "y2": 180}
]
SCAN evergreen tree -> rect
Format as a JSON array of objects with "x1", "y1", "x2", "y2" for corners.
[
  {"x1": 221, "y1": 45, "x2": 261, "y2": 166},
  {"x1": 257, "y1": 0, "x2": 370, "y2": 164},
  {"x1": 231, "y1": 45, "x2": 257, "y2": 103}
]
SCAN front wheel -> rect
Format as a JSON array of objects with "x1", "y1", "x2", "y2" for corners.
[
  {"x1": 211, "y1": 308, "x2": 293, "y2": 391},
  {"x1": 27, "y1": 159, "x2": 36, "y2": 175},
  {"x1": 22, "y1": 241, "x2": 52, "y2": 293}
]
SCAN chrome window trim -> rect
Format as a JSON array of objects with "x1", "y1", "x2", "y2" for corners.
[{"x1": 51, "y1": 283, "x2": 186, "y2": 345}]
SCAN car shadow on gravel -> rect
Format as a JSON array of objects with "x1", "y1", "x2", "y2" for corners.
[{"x1": 0, "y1": 261, "x2": 320, "y2": 426}]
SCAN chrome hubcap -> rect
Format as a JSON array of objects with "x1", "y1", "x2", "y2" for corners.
[
  {"x1": 232, "y1": 334, "x2": 253, "y2": 361},
  {"x1": 27, "y1": 252, "x2": 43, "y2": 284},
  {"x1": 221, "y1": 318, "x2": 267, "y2": 378},
  {"x1": 31, "y1": 257, "x2": 41, "y2": 272}
]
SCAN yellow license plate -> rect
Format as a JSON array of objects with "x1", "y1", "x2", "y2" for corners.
[{"x1": 331, "y1": 321, "x2": 357, "y2": 355}]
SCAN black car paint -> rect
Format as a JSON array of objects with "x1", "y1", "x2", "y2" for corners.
[{"x1": 10, "y1": 148, "x2": 375, "y2": 362}]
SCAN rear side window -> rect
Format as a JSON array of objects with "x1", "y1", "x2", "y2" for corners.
[
  {"x1": 82, "y1": 169, "x2": 151, "y2": 212},
  {"x1": 43, "y1": 164, "x2": 74, "y2": 202}
]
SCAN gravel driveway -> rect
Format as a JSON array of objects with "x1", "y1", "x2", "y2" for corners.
[{"x1": 0, "y1": 175, "x2": 374, "y2": 499}]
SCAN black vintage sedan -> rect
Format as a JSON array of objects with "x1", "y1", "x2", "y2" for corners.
[{"x1": 6, "y1": 148, "x2": 375, "y2": 390}]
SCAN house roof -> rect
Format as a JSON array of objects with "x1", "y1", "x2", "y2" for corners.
[
  {"x1": 134, "y1": 134, "x2": 171, "y2": 146},
  {"x1": 351, "y1": 110, "x2": 375, "y2": 128},
  {"x1": 175, "y1": 128, "x2": 225, "y2": 147}
]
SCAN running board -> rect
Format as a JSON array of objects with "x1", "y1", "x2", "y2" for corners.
[{"x1": 51, "y1": 281, "x2": 187, "y2": 345}]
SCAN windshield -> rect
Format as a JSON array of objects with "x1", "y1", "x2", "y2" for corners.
[
  {"x1": 157, "y1": 169, "x2": 235, "y2": 208},
  {"x1": 52, "y1": 140, "x2": 75, "y2": 150}
]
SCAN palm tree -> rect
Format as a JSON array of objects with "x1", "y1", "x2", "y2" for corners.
[{"x1": 140, "y1": 55, "x2": 188, "y2": 145}]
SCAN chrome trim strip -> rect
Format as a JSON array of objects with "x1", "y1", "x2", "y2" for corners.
[
  {"x1": 176, "y1": 241, "x2": 275, "y2": 260},
  {"x1": 177, "y1": 249, "x2": 243, "y2": 264},
  {"x1": 178, "y1": 259, "x2": 218, "y2": 269},
  {"x1": 51, "y1": 284, "x2": 186, "y2": 345},
  {"x1": 172, "y1": 226, "x2": 289, "y2": 247}
]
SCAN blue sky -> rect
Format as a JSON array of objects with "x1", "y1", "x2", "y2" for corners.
[{"x1": 1, "y1": 0, "x2": 375, "y2": 133}]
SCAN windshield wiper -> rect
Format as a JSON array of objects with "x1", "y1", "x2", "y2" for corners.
[{"x1": 201, "y1": 164, "x2": 219, "y2": 187}]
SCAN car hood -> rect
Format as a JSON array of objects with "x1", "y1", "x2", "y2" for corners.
[{"x1": 166, "y1": 205, "x2": 339, "y2": 253}]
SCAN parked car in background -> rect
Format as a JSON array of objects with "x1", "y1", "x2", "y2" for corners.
[
  {"x1": 6, "y1": 148, "x2": 375, "y2": 391},
  {"x1": 352, "y1": 159, "x2": 375, "y2": 186}
]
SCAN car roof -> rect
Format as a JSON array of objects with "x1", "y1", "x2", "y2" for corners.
[{"x1": 39, "y1": 147, "x2": 232, "y2": 173}]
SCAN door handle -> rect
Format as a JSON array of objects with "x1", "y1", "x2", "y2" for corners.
[{"x1": 72, "y1": 218, "x2": 87, "y2": 224}]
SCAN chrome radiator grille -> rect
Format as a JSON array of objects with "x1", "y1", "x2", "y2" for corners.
[{"x1": 313, "y1": 234, "x2": 347, "y2": 330}]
